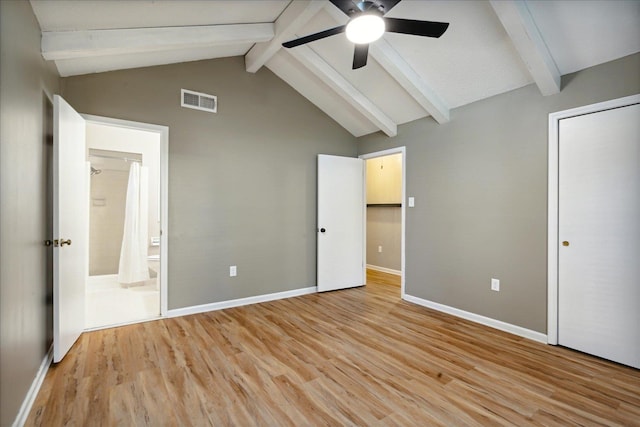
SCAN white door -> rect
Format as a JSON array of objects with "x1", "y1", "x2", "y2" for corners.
[
  {"x1": 317, "y1": 155, "x2": 365, "y2": 292},
  {"x1": 53, "y1": 95, "x2": 88, "y2": 363},
  {"x1": 558, "y1": 103, "x2": 640, "y2": 368}
]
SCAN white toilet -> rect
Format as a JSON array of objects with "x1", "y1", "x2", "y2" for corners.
[{"x1": 147, "y1": 254, "x2": 160, "y2": 279}]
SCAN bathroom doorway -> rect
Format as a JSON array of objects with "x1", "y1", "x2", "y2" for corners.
[
  {"x1": 84, "y1": 117, "x2": 167, "y2": 329},
  {"x1": 360, "y1": 148, "x2": 405, "y2": 297}
]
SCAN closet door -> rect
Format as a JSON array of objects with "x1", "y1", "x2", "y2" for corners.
[{"x1": 558, "y1": 103, "x2": 639, "y2": 368}]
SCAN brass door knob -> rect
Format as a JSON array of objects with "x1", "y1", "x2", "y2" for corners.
[
  {"x1": 60, "y1": 239, "x2": 72, "y2": 247},
  {"x1": 562, "y1": 241, "x2": 570, "y2": 247}
]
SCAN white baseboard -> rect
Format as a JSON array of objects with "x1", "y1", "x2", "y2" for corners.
[
  {"x1": 167, "y1": 286, "x2": 317, "y2": 318},
  {"x1": 366, "y1": 264, "x2": 401, "y2": 276},
  {"x1": 403, "y1": 294, "x2": 547, "y2": 344},
  {"x1": 12, "y1": 346, "x2": 53, "y2": 427}
]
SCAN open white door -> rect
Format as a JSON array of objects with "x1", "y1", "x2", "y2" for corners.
[
  {"x1": 53, "y1": 95, "x2": 88, "y2": 363},
  {"x1": 317, "y1": 155, "x2": 364, "y2": 292}
]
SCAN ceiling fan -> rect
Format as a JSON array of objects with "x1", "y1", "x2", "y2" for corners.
[{"x1": 282, "y1": 0, "x2": 449, "y2": 70}]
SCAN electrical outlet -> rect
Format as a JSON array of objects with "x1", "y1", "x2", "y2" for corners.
[
  {"x1": 491, "y1": 278, "x2": 500, "y2": 292},
  {"x1": 378, "y1": 245, "x2": 383, "y2": 253},
  {"x1": 230, "y1": 266, "x2": 237, "y2": 277}
]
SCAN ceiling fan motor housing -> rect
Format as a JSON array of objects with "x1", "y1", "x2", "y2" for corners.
[{"x1": 351, "y1": 1, "x2": 386, "y2": 15}]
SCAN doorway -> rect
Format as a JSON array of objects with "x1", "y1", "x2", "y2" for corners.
[
  {"x1": 360, "y1": 147, "x2": 406, "y2": 297},
  {"x1": 83, "y1": 116, "x2": 168, "y2": 330},
  {"x1": 52, "y1": 96, "x2": 169, "y2": 361}
]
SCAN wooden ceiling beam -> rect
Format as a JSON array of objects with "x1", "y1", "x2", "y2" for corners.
[
  {"x1": 370, "y1": 39, "x2": 450, "y2": 124},
  {"x1": 42, "y1": 24, "x2": 274, "y2": 60},
  {"x1": 285, "y1": 45, "x2": 397, "y2": 137},
  {"x1": 266, "y1": 54, "x2": 377, "y2": 137},
  {"x1": 245, "y1": 0, "x2": 325, "y2": 73},
  {"x1": 490, "y1": 0, "x2": 561, "y2": 96}
]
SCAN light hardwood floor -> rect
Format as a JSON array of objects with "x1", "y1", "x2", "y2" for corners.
[{"x1": 27, "y1": 270, "x2": 639, "y2": 426}]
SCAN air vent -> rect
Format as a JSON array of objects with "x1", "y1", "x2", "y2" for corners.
[{"x1": 181, "y1": 89, "x2": 217, "y2": 113}]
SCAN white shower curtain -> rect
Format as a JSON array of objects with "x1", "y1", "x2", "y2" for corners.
[{"x1": 118, "y1": 162, "x2": 150, "y2": 285}]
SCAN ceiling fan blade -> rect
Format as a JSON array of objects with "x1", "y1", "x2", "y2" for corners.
[
  {"x1": 384, "y1": 18, "x2": 449, "y2": 38},
  {"x1": 282, "y1": 25, "x2": 346, "y2": 48},
  {"x1": 352, "y1": 44, "x2": 369, "y2": 69}
]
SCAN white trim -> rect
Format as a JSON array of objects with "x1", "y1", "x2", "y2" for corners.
[
  {"x1": 404, "y1": 294, "x2": 548, "y2": 344},
  {"x1": 167, "y1": 286, "x2": 317, "y2": 318},
  {"x1": 366, "y1": 264, "x2": 401, "y2": 276},
  {"x1": 82, "y1": 114, "x2": 170, "y2": 318},
  {"x1": 547, "y1": 94, "x2": 640, "y2": 345},
  {"x1": 359, "y1": 147, "x2": 406, "y2": 298},
  {"x1": 12, "y1": 347, "x2": 53, "y2": 427}
]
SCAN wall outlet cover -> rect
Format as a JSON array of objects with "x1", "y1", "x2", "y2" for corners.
[
  {"x1": 491, "y1": 278, "x2": 500, "y2": 291},
  {"x1": 230, "y1": 266, "x2": 237, "y2": 277}
]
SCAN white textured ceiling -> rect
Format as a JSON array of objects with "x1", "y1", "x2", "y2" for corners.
[
  {"x1": 30, "y1": 0, "x2": 640, "y2": 137},
  {"x1": 525, "y1": 0, "x2": 640, "y2": 74}
]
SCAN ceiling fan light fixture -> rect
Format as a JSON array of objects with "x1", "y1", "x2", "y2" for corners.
[{"x1": 346, "y1": 14, "x2": 385, "y2": 44}]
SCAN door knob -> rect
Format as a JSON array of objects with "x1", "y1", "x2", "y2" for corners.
[
  {"x1": 44, "y1": 240, "x2": 53, "y2": 247},
  {"x1": 60, "y1": 239, "x2": 72, "y2": 247},
  {"x1": 562, "y1": 241, "x2": 569, "y2": 246},
  {"x1": 320, "y1": 228, "x2": 326, "y2": 233}
]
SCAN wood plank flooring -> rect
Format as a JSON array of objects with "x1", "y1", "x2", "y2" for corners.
[
  {"x1": 27, "y1": 271, "x2": 640, "y2": 426},
  {"x1": 366, "y1": 268, "x2": 401, "y2": 288}
]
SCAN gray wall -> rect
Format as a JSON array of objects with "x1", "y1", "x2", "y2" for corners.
[
  {"x1": 367, "y1": 207, "x2": 401, "y2": 271},
  {"x1": 357, "y1": 53, "x2": 640, "y2": 333},
  {"x1": 0, "y1": 1, "x2": 60, "y2": 425},
  {"x1": 62, "y1": 57, "x2": 357, "y2": 309}
]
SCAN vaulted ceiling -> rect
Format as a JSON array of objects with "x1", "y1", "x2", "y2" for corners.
[{"x1": 30, "y1": 0, "x2": 640, "y2": 137}]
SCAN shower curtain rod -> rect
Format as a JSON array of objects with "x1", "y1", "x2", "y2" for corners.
[{"x1": 89, "y1": 153, "x2": 141, "y2": 163}]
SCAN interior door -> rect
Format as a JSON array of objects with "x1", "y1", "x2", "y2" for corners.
[
  {"x1": 53, "y1": 95, "x2": 88, "y2": 363},
  {"x1": 317, "y1": 154, "x2": 364, "y2": 292},
  {"x1": 558, "y1": 103, "x2": 640, "y2": 368}
]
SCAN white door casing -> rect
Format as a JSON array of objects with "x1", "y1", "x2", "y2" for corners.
[
  {"x1": 553, "y1": 99, "x2": 639, "y2": 368},
  {"x1": 317, "y1": 155, "x2": 365, "y2": 292},
  {"x1": 53, "y1": 95, "x2": 88, "y2": 363}
]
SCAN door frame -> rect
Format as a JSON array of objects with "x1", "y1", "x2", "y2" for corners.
[
  {"x1": 547, "y1": 94, "x2": 639, "y2": 344},
  {"x1": 359, "y1": 147, "x2": 406, "y2": 298},
  {"x1": 83, "y1": 114, "x2": 170, "y2": 317}
]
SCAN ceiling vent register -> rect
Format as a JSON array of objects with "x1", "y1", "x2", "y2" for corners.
[{"x1": 181, "y1": 89, "x2": 217, "y2": 113}]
